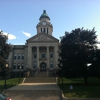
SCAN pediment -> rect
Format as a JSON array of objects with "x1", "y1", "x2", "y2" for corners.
[{"x1": 27, "y1": 33, "x2": 59, "y2": 42}]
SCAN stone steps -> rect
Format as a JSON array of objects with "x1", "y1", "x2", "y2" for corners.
[
  {"x1": 24, "y1": 77, "x2": 56, "y2": 83},
  {"x1": 35, "y1": 72, "x2": 48, "y2": 77}
]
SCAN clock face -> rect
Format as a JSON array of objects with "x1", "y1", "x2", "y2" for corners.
[{"x1": 42, "y1": 22, "x2": 46, "y2": 25}]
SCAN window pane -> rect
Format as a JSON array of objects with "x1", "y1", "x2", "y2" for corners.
[
  {"x1": 34, "y1": 52, "x2": 37, "y2": 58},
  {"x1": 50, "y1": 62, "x2": 53, "y2": 68},
  {"x1": 50, "y1": 52, "x2": 53, "y2": 58},
  {"x1": 18, "y1": 54, "x2": 21, "y2": 59},
  {"x1": 21, "y1": 63, "x2": 24, "y2": 69},
  {"x1": 42, "y1": 52, "x2": 45, "y2": 58},
  {"x1": 14, "y1": 54, "x2": 17, "y2": 59},
  {"x1": 13, "y1": 63, "x2": 16, "y2": 69},
  {"x1": 22, "y1": 54, "x2": 24, "y2": 59},
  {"x1": 17, "y1": 63, "x2": 20, "y2": 69}
]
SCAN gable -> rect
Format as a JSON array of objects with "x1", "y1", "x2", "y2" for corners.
[
  {"x1": 27, "y1": 33, "x2": 59, "y2": 42},
  {"x1": 32, "y1": 34, "x2": 53, "y2": 41}
]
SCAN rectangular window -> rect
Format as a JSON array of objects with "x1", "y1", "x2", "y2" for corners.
[
  {"x1": 41, "y1": 28, "x2": 42, "y2": 32},
  {"x1": 34, "y1": 52, "x2": 37, "y2": 58},
  {"x1": 18, "y1": 53, "x2": 21, "y2": 59},
  {"x1": 33, "y1": 62, "x2": 37, "y2": 68},
  {"x1": 42, "y1": 52, "x2": 45, "y2": 58},
  {"x1": 22, "y1": 53, "x2": 24, "y2": 59},
  {"x1": 50, "y1": 62, "x2": 53, "y2": 68},
  {"x1": 21, "y1": 63, "x2": 24, "y2": 69},
  {"x1": 17, "y1": 63, "x2": 20, "y2": 69},
  {"x1": 14, "y1": 54, "x2": 17, "y2": 59},
  {"x1": 6, "y1": 55, "x2": 8, "y2": 59},
  {"x1": 13, "y1": 63, "x2": 16, "y2": 69},
  {"x1": 50, "y1": 52, "x2": 53, "y2": 58},
  {"x1": 44, "y1": 28, "x2": 45, "y2": 33}
]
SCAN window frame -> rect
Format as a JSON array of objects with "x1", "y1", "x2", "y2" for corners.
[{"x1": 42, "y1": 52, "x2": 45, "y2": 58}]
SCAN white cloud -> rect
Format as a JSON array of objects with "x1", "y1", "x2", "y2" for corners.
[
  {"x1": 22, "y1": 31, "x2": 31, "y2": 37},
  {"x1": 3, "y1": 32, "x2": 16, "y2": 40}
]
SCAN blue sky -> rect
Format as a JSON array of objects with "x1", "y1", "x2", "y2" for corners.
[{"x1": 0, "y1": 0, "x2": 100, "y2": 45}]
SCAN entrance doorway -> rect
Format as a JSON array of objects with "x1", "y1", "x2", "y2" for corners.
[{"x1": 40, "y1": 62, "x2": 47, "y2": 71}]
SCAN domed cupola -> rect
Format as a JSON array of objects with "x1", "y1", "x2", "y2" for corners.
[
  {"x1": 36, "y1": 10, "x2": 53, "y2": 36},
  {"x1": 39, "y1": 10, "x2": 50, "y2": 21}
]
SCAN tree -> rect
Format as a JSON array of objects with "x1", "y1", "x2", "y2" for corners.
[
  {"x1": 90, "y1": 49, "x2": 100, "y2": 78},
  {"x1": 0, "y1": 30, "x2": 12, "y2": 78},
  {"x1": 58, "y1": 28, "x2": 97, "y2": 85}
]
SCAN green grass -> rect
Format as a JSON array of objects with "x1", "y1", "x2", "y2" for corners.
[
  {"x1": 0, "y1": 78, "x2": 23, "y2": 93},
  {"x1": 58, "y1": 77, "x2": 100, "y2": 98}
]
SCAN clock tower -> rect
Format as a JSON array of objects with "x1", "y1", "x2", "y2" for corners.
[{"x1": 36, "y1": 10, "x2": 53, "y2": 36}]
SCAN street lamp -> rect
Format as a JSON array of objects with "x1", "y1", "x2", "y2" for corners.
[
  {"x1": 4, "y1": 63, "x2": 8, "y2": 89},
  {"x1": 60, "y1": 63, "x2": 63, "y2": 89},
  {"x1": 18, "y1": 66, "x2": 22, "y2": 83},
  {"x1": 87, "y1": 63, "x2": 91, "y2": 69}
]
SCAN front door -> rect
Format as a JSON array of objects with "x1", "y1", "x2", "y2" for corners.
[{"x1": 40, "y1": 62, "x2": 47, "y2": 71}]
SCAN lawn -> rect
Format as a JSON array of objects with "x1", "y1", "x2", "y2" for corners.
[
  {"x1": 58, "y1": 77, "x2": 100, "y2": 98},
  {"x1": 0, "y1": 78, "x2": 23, "y2": 93}
]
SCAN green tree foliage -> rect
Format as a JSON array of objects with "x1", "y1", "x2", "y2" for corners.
[
  {"x1": 0, "y1": 30, "x2": 12, "y2": 78},
  {"x1": 58, "y1": 28, "x2": 97, "y2": 85},
  {"x1": 90, "y1": 49, "x2": 100, "y2": 78}
]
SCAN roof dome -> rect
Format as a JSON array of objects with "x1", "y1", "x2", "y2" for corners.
[{"x1": 39, "y1": 10, "x2": 50, "y2": 20}]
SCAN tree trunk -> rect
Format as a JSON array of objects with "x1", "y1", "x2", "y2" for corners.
[{"x1": 84, "y1": 75, "x2": 88, "y2": 85}]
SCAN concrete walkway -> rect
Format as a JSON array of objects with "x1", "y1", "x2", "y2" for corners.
[
  {"x1": 4, "y1": 82, "x2": 62, "y2": 100},
  {"x1": 7, "y1": 83, "x2": 61, "y2": 90}
]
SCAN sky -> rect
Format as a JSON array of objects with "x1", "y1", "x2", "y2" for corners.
[{"x1": 0, "y1": 0, "x2": 100, "y2": 45}]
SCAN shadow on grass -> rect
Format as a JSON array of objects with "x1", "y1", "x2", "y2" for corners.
[{"x1": 58, "y1": 83, "x2": 100, "y2": 98}]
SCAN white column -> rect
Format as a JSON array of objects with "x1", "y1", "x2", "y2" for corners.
[
  {"x1": 25, "y1": 48, "x2": 27, "y2": 69},
  {"x1": 37, "y1": 46, "x2": 39, "y2": 69},
  {"x1": 28, "y1": 46, "x2": 32, "y2": 69},
  {"x1": 9, "y1": 50, "x2": 13, "y2": 69},
  {"x1": 54, "y1": 46, "x2": 58, "y2": 67},
  {"x1": 47, "y1": 46, "x2": 49, "y2": 69}
]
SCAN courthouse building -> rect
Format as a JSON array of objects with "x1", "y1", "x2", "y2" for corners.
[{"x1": 7, "y1": 10, "x2": 59, "y2": 76}]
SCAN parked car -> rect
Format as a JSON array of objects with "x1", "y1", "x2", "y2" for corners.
[{"x1": 0, "y1": 94, "x2": 12, "y2": 100}]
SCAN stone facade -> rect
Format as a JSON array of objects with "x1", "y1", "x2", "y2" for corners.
[{"x1": 6, "y1": 10, "x2": 59, "y2": 77}]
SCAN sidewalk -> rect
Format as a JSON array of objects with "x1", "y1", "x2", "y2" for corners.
[
  {"x1": 4, "y1": 82, "x2": 62, "y2": 100},
  {"x1": 7, "y1": 83, "x2": 61, "y2": 90}
]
